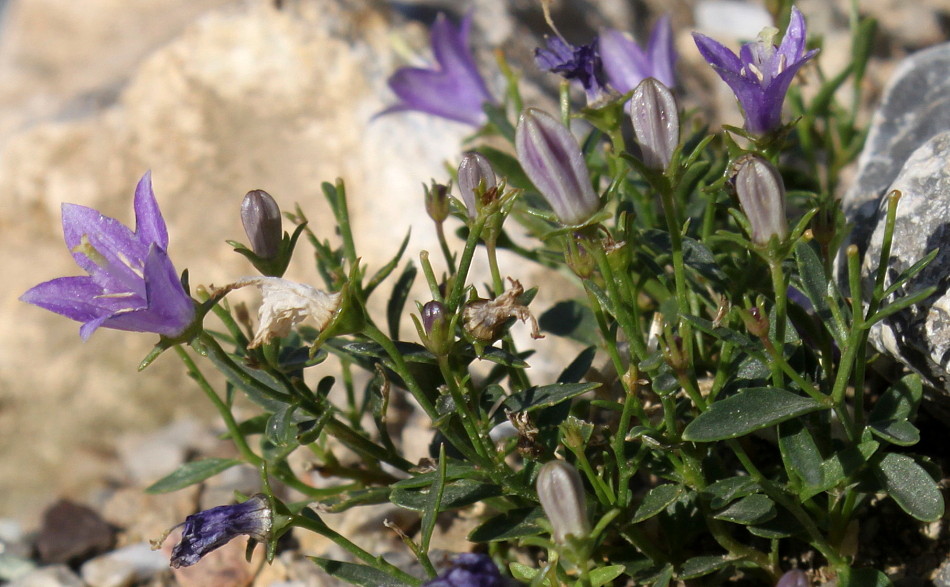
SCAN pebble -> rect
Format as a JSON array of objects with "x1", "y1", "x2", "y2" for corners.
[
  {"x1": 35, "y1": 500, "x2": 115, "y2": 565},
  {"x1": 80, "y1": 543, "x2": 169, "y2": 587},
  {"x1": 7, "y1": 564, "x2": 84, "y2": 587},
  {"x1": 0, "y1": 553, "x2": 36, "y2": 582}
]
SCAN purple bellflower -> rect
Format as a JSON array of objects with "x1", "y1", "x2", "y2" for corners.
[
  {"x1": 380, "y1": 13, "x2": 495, "y2": 126},
  {"x1": 599, "y1": 15, "x2": 677, "y2": 94},
  {"x1": 169, "y1": 494, "x2": 272, "y2": 568},
  {"x1": 692, "y1": 6, "x2": 818, "y2": 134},
  {"x1": 422, "y1": 553, "x2": 504, "y2": 587},
  {"x1": 20, "y1": 172, "x2": 195, "y2": 341},
  {"x1": 535, "y1": 36, "x2": 610, "y2": 103}
]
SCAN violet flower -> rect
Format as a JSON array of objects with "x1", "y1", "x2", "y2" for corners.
[
  {"x1": 169, "y1": 494, "x2": 272, "y2": 568},
  {"x1": 422, "y1": 553, "x2": 504, "y2": 587},
  {"x1": 380, "y1": 13, "x2": 495, "y2": 126},
  {"x1": 20, "y1": 172, "x2": 195, "y2": 341},
  {"x1": 692, "y1": 6, "x2": 818, "y2": 134},
  {"x1": 599, "y1": 15, "x2": 677, "y2": 94},
  {"x1": 535, "y1": 36, "x2": 609, "y2": 103}
]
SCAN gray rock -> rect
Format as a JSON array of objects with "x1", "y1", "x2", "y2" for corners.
[
  {"x1": 80, "y1": 543, "x2": 169, "y2": 587},
  {"x1": 862, "y1": 131, "x2": 950, "y2": 404},
  {"x1": 0, "y1": 553, "x2": 36, "y2": 583},
  {"x1": 842, "y1": 43, "x2": 950, "y2": 260},
  {"x1": 35, "y1": 499, "x2": 115, "y2": 565},
  {"x1": 7, "y1": 564, "x2": 84, "y2": 587}
]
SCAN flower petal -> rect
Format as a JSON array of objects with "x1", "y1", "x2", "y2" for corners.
[
  {"x1": 692, "y1": 32, "x2": 742, "y2": 74},
  {"x1": 386, "y1": 67, "x2": 487, "y2": 126},
  {"x1": 20, "y1": 276, "x2": 106, "y2": 325},
  {"x1": 61, "y1": 203, "x2": 146, "y2": 281},
  {"x1": 133, "y1": 171, "x2": 169, "y2": 249},
  {"x1": 778, "y1": 6, "x2": 807, "y2": 65},
  {"x1": 599, "y1": 28, "x2": 650, "y2": 94},
  {"x1": 646, "y1": 15, "x2": 677, "y2": 88}
]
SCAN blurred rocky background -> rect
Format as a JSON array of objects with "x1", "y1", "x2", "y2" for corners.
[{"x1": 0, "y1": 0, "x2": 947, "y2": 583}]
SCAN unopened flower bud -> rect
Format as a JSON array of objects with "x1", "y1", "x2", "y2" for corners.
[
  {"x1": 457, "y1": 152, "x2": 496, "y2": 218},
  {"x1": 241, "y1": 190, "x2": 283, "y2": 260},
  {"x1": 421, "y1": 300, "x2": 446, "y2": 335},
  {"x1": 742, "y1": 306, "x2": 770, "y2": 339},
  {"x1": 536, "y1": 461, "x2": 590, "y2": 544},
  {"x1": 775, "y1": 569, "x2": 808, "y2": 587},
  {"x1": 516, "y1": 108, "x2": 600, "y2": 225},
  {"x1": 733, "y1": 155, "x2": 788, "y2": 246},
  {"x1": 425, "y1": 182, "x2": 450, "y2": 224},
  {"x1": 630, "y1": 78, "x2": 679, "y2": 170}
]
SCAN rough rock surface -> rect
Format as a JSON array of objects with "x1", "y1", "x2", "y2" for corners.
[
  {"x1": 862, "y1": 132, "x2": 950, "y2": 406},
  {"x1": 841, "y1": 43, "x2": 950, "y2": 259}
]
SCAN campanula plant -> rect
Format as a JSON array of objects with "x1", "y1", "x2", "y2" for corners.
[{"x1": 21, "y1": 4, "x2": 943, "y2": 586}]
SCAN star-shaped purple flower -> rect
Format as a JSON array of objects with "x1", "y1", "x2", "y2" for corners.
[
  {"x1": 692, "y1": 6, "x2": 818, "y2": 135},
  {"x1": 599, "y1": 15, "x2": 677, "y2": 94},
  {"x1": 380, "y1": 13, "x2": 495, "y2": 126},
  {"x1": 20, "y1": 172, "x2": 195, "y2": 341},
  {"x1": 535, "y1": 36, "x2": 609, "y2": 103}
]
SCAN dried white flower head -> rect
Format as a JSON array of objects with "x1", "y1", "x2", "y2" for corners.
[
  {"x1": 213, "y1": 277, "x2": 342, "y2": 348},
  {"x1": 462, "y1": 278, "x2": 543, "y2": 342}
]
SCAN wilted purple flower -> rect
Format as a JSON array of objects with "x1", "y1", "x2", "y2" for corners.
[
  {"x1": 422, "y1": 553, "x2": 503, "y2": 587},
  {"x1": 536, "y1": 460, "x2": 590, "y2": 544},
  {"x1": 599, "y1": 15, "x2": 676, "y2": 94},
  {"x1": 169, "y1": 494, "x2": 272, "y2": 568},
  {"x1": 733, "y1": 154, "x2": 788, "y2": 245},
  {"x1": 380, "y1": 13, "x2": 495, "y2": 126},
  {"x1": 20, "y1": 172, "x2": 195, "y2": 341},
  {"x1": 776, "y1": 569, "x2": 808, "y2": 587},
  {"x1": 515, "y1": 108, "x2": 600, "y2": 225},
  {"x1": 535, "y1": 36, "x2": 609, "y2": 103},
  {"x1": 692, "y1": 6, "x2": 818, "y2": 134}
]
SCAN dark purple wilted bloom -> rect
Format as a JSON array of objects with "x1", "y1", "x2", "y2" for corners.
[
  {"x1": 515, "y1": 108, "x2": 600, "y2": 225},
  {"x1": 535, "y1": 36, "x2": 609, "y2": 103},
  {"x1": 599, "y1": 15, "x2": 676, "y2": 94},
  {"x1": 20, "y1": 172, "x2": 195, "y2": 341},
  {"x1": 170, "y1": 494, "x2": 272, "y2": 568},
  {"x1": 422, "y1": 553, "x2": 503, "y2": 587},
  {"x1": 380, "y1": 13, "x2": 495, "y2": 126},
  {"x1": 692, "y1": 6, "x2": 818, "y2": 134}
]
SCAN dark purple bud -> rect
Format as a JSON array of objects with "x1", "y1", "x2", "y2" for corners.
[
  {"x1": 776, "y1": 569, "x2": 808, "y2": 587},
  {"x1": 516, "y1": 108, "x2": 600, "y2": 225},
  {"x1": 536, "y1": 460, "x2": 590, "y2": 544},
  {"x1": 425, "y1": 182, "x2": 450, "y2": 224},
  {"x1": 241, "y1": 190, "x2": 283, "y2": 260},
  {"x1": 169, "y1": 494, "x2": 272, "y2": 568},
  {"x1": 457, "y1": 152, "x2": 496, "y2": 218},
  {"x1": 422, "y1": 552, "x2": 503, "y2": 587},
  {"x1": 733, "y1": 155, "x2": 787, "y2": 245},
  {"x1": 422, "y1": 300, "x2": 446, "y2": 335},
  {"x1": 742, "y1": 306, "x2": 770, "y2": 339},
  {"x1": 630, "y1": 78, "x2": 679, "y2": 170}
]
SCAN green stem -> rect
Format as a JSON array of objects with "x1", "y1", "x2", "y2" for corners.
[
  {"x1": 437, "y1": 356, "x2": 491, "y2": 462},
  {"x1": 175, "y1": 346, "x2": 262, "y2": 467},
  {"x1": 589, "y1": 245, "x2": 648, "y2": 362},
  {"x1": 768, "y1": 257, "x2": 788, "y2": 388},
  {"x1": 447, "y1": 214, "x2": 488, "y2": 311},
  {"x1": 293, "y1": 513, "x2": 421, "y2": 585},
  {"x1": 435, "y1": 221, "x2": 456, "y2": 275}
]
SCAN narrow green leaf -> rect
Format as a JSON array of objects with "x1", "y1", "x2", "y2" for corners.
[
  {"x1": 869, "y1": 374, "x2": 922, "y2": 423},
  {"x1": 385, "y1": 262, "x2": 416, "y2": 340},
  {"x1": 509, "y1": 562, "x2": 540, "y2": 583},
  {"x1": 366, "y1": 229, "x2": 411, "y2": 297},
  {"x1": 868, "y1": 420, "x2": 920, "y2": 446},
  {"x1": 590, "y1": 565, "x2": 626, "y2": 587},
  {"x1": 469, "y1": 507, "x2": 545, "y2": 542},
  {"x1": 316, "y1": 487, "x2": 391, "y2": 513},
  {"x1": 681, "y1": 315, "x2": 761, "y2": 355},
  {"x1": 866, "y1": 286, "x2": 937, "y2": 325},
  {"x1": 779, "y1": 419, "x2": 824, "y2": 488},
  {"x1": 502, "y1": 382, "x2": 599, "y2": 413},
  {"x1": 679, "y1": 555, "x2": 731, "y2": 579},
  {"x1": 309, "y1": 558, "x2": 414, "y2": 587},
  {"x1": 390, "y1": 479, "x2": 502, "y2": 512},
  {"x1": 794, "y1": 241, "x2": 847, "y2": 344},
  {"x1": 713, "y1": 494, "x2": 776, "y2": 525},
  {"x1": 419, "y1": 444, "x2": 447, "y2": 554},
  {"x1": 145, "y1": 458, "x2": 241, "y2": 494},
  {"x1": 703, "y1": 476, "x2": 759, "y2": 509},
  {"x1": 880, "y1": 248, "x2": 938, "y2": 300},
  {"x1": 682, "y1": 388, "x2": 824, "y2": 442},
  {"x1": 874, "y1": 453, "x2": 945, "y2": 521},
  {"x1": 558, "y1": 346, "x2": 597, "y2": 384},
  {"x1": 840, "y1": 567, "x2": 890, "y2": 587},
  {"x1": 539, "y1": 301, "x2": 600, "y2": 346},
  {"x1": 632, "y1": 484, "x2": 685, "y2": 523}
]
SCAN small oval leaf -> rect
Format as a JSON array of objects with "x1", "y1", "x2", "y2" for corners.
[
  {"x1": 632, "y1": 484, "x2": 685, "y2": 523},
  {"x1": 683, "y1": 388, "x2": 824, "y2": 442},
  {"x1": 874, "y1": 453, "x2": 944, "y2": 522}
]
